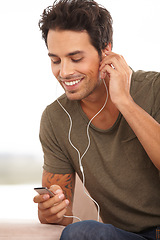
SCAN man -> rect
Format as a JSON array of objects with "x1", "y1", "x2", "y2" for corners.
[{"x1": 34, "y1": 0, "x2": 160, "y2": 239}]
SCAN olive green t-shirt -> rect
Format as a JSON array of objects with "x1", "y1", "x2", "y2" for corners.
[{"x1": 40, "y1": 70, "x2": 160, "y2": 232}]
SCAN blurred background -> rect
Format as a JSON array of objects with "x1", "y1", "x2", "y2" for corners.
[{"x1": 0, "y1": 0, "x2": 159, "y2": 221}]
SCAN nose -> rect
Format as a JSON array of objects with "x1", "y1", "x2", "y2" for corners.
[{"x1": 59, "y1": 60, "x2": 74, "y2": 79}]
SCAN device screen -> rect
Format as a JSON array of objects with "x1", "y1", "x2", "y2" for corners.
[{"x1": 34, "y1": 187, "x2": 54, "y2": 197}]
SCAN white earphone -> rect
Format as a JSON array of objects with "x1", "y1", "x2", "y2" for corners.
[{"x1": 56, "y1": 78, "x2": 108, "y2": 222}]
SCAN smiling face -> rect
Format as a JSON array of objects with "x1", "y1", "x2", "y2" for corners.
[{"x1": 47, "y1": 29, "x2": 102, "y2": 101}]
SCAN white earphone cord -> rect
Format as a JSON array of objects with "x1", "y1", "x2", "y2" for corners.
[{"x1": 57, "y1": 79, "x2": 108, "y2": 222}]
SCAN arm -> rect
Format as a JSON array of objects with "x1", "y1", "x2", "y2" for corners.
[
  {"x1": 34, "y1": 170, "x2": 75, "y2": 226},
  {"x1": 100, "y1": 51, "x2": 160, "y2": 170},
  {"x1": 117, "y1": 96, "x2": 160, "y2": 170}
]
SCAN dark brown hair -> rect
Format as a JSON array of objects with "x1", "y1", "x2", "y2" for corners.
[{"x1": 39, "y1": 0, "x2": 113, "y2": 55}]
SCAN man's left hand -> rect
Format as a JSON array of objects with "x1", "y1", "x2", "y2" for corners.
[{"x1": 99, "y1": 51, "x2": 133, "y2": 108}]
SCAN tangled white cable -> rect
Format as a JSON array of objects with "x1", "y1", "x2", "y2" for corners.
[{"x1": 57, "y1": 79, "x2": 108, "y2": 222}]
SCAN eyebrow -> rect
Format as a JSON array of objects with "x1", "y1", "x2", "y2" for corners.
[{"x1": 48, "y1": 50, "x2": 85, "y2": 57}]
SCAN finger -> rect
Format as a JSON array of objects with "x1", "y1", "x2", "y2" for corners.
[
  {"x1": 45, "y1": 207, "x2": 68, "y2": 224},
  {"x1": 43, "y1": 199, "x2": 69, "y2": 216},
  {"x1": 101, "y1": 51, "x2": 127, "y2": 68},
  {"x1": 33, "y1": 194, "x2": 50, "y2": 204},
  {"x1": 39, "y1": 192, "x2": 66, "y2": 210},
  {"x1": 100, "y1": 63, "x2": 115, "y2": 79},
  {"x1": 100, "y1": 54, "x2": 124, "y2": 72},
  {"x1": 49, "y1": 185, "x2": 63, "y2": 195},
  {"x1": 104, "y1": 50, "x2": 117, "y2": 56}
]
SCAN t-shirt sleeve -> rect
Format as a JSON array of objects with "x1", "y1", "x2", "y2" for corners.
[
  {"x1": 39, "y1": 107, "x2": 75, "y2": 174},
  {"x1": 152, "y1": 73, "x2": 160, "y2": 123}
]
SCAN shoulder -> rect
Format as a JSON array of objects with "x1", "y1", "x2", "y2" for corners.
[
  {"x1": 130, "y1": 69, "x2": 160, "y2": 117},
  {"x1": 131, "y1": 69, "x2": 160, "y2": 84},
  {"x1": 131, "y1": 69, "x2": 160, "y2": 95},
  {"x1": 45, "y1": 94, "x2": 79, "y2": 119},
  {"x1": 40, "y1": 94, "x2": 80, "y2": 131}
]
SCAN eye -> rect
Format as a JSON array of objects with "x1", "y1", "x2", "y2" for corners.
[
  {"x1": 51, "y1": 59, "x2": 61, "y2": 64},
  {"x1": 72, "y1": 57, "x2": 83, "y2": 63}
]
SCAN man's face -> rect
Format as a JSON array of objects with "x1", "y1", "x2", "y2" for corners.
[{"x1": 47, "y1": 29, "x2": 101, "y2": 101}]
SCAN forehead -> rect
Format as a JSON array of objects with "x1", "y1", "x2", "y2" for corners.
[{"x1": 47, "y1": 29, "x2": 96, "y2": 55}]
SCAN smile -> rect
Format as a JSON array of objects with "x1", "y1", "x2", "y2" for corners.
[{"x1": 64, "y1": 79, "x2": 81, "y2": 86}]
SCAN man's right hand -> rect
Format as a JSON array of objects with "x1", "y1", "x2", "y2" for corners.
[{"x1": 33, "y1": 185, "x2": 70, "y2": 224}]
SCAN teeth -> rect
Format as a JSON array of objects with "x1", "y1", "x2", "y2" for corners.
[{"x1": 65, "y1": 79, "x2": 81, "y2": 86}]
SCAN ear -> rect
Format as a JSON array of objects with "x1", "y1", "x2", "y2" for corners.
[
  {"x1": 105, "y1": 42, "x2": 112, "y2": 51},
  {"x1": 101, "y1": 43, "x2": 112, "y2": 58}
]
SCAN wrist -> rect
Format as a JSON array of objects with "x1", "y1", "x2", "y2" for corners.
[{"x1": 115, "y1": 95, "x2": 135, "y2": 114}]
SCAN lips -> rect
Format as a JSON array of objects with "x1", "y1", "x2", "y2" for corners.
[
  {"x1": 60, "y1": 76, "x2": 85, "y2": 89},
  {"x1": 64, "y1": 79, "x2": 81, "y2": 86}
]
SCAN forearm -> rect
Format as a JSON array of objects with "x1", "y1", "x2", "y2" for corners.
[{"x1": 118, "y1": 96, "x2": 160, "y2": 170}]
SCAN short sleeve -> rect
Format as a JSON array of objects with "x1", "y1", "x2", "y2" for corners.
[
  {"x1": 39, "y1": 107, "x2": 74, "y2": 174},
  {"x1": 152, "y1": 73, "x2": 160, "y2": 123}
]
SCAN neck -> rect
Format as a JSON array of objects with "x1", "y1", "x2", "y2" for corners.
[
  {"x1": 80, "y1": 78, "x2": 119, "y2": 130},
  {"x1": 80, "y1": 79, "x2": 109, "y2": 113}
]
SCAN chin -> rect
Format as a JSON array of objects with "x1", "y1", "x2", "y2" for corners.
[
  {"x1": 65, "y1": 93, "x2": 79, "y2": 101},
  {"x1": 65, "y1": 91, "x2": 84, "y2": 101}
]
